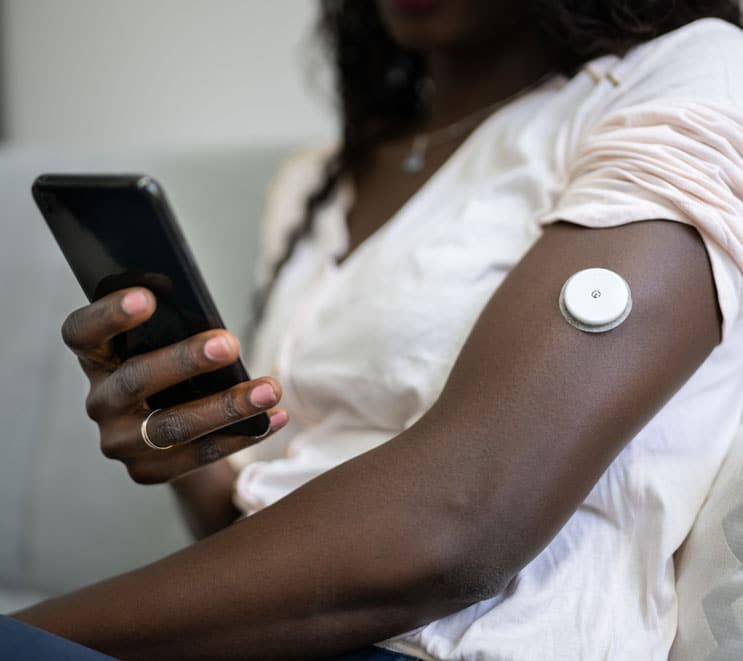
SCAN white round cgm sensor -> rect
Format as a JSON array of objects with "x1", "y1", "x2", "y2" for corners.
[{"x1": 559, "y1": 268, "x2": 632, "y2": 333}]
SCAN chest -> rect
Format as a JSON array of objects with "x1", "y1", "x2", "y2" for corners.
[
  {"x1": 252, "y1": 92, "x2": 576, "y2": 429},
  {"x1": 342, "y1": 136, "x2": 468, "y2": 266},
  {"x1": 257, "y1": 162, "x2": 555, "y2": 430}
]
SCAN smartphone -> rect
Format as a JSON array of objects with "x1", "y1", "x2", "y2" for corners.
[{"x1": 32, "y1": 173, "x2": 270, "y2": 439}]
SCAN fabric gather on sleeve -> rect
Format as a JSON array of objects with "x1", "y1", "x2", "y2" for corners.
[{"x1": 539, "y1": 99, "x2": 743, "y2": 340}]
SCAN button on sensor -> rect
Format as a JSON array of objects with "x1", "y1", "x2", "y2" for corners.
[{"x1": 559, "y1": 268, "x2": 632, "y2": 333}]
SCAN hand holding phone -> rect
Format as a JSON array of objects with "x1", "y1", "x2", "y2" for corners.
[
  {"x1": 59, "y1": 285, "x2": 287, "y2": 484},
  {"x1": 32, "y1": 174, "x2": 288, "y2": 483}
]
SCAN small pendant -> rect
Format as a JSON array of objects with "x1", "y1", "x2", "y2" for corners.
[
  {"x1": 402, "y1": 151, "x2": 425, "y2": 174},
  {"x1": 402, "y1": 135, "x2": 428, "y2": 174}
]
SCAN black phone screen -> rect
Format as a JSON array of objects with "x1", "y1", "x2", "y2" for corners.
[{"x1": 32, "y1": 174, "x2": 269, "y2": 439}]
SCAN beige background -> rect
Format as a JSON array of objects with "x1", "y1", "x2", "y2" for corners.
[
  {"x1": 0, "y1": 0, "x2": 334, "y2": 147},
  {"x1": 2, "y1": 1, "x2": 741, "y2": 148}
]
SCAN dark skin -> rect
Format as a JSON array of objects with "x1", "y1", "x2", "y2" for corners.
[{"x1": 10, "y1": 1, "x2": 723, "y2": 658}]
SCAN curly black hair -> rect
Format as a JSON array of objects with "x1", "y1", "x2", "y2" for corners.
[{"x1": 254, "y1": 0, "x2": 742, "y2": 321}]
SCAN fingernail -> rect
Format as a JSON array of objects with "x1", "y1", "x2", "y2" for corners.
[
  {"x1": 204, "y1": 335, "x2": 232, "y2": 361},
  {"x1": 250, "y1": 383, "x2": 277, "y2": 407},
  {"x1": 121, "y1": 291, "x2": 148, "y2": 315},
  {"x1": 269, "y1": 410, "x2": 288, "y2": 431}
]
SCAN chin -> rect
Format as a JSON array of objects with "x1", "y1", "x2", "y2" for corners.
[{"x1": 377, "y1": 0, "x2": 521, "y2": 52}]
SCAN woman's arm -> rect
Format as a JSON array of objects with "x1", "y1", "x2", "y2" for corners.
[
  {"x1": 170, "y1": 460, "x2": 241, "y2": 539},
  {"x1": 11, "y1": 219, "x2": 721, "y2": 660}
]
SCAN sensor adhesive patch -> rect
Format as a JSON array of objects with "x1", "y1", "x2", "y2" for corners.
[{"x1": 559, "y1": 268, "x2": 631, "y2": 333}]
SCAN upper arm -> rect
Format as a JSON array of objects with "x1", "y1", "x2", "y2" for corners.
[
  {"x1": 393, "y1": 22, "x2": 743, "y2": 600},
  {"x1": 409, "y1": 218, "x2": 721, "y2": 584}
]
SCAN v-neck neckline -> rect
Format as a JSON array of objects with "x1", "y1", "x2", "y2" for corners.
[{"x1": 326, "y1": 73, "x2": 566, "y2": 275}]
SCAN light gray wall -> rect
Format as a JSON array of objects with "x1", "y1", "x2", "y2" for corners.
[
  {"x1": 0, "y1": 3, "x2": 4, "y2": 142},
  {"x1": 1, "y1": 0, "x2": 334, "y2": 147}
]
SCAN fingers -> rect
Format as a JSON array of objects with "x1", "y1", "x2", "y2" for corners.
[
  {"x1": 65, "y1": 287, "x2": 292, "y2": 486},
  {"x1": 142, "y1": 378, "x2": 282, "y2": 449},
  {"x1": 86, "y1": 329, "x2": 243, "y2": 419},
  {"x1": 62, "y1": 287, "x2": 156, "y2": 370},
  {"x1": 99, "y1": 379, "x2": 283, "y2": 461},
  {"x1": 126, "y1": 408, "x2": 289, "y2": 484},
  {"x1": 125, "y1": 434, "x2": 252, "y2": 484}
]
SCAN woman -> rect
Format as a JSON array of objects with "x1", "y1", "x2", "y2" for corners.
[{"x1": 7, "y1": 1, "x2": 743, "y2": 659}]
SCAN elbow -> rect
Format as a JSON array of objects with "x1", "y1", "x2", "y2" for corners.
[
  {"x1": 384, "y1": 509, "x2": 520, "y2": 614},
  {"x1": 425, "y1": 528, "x2": 518, "y2": 609}
]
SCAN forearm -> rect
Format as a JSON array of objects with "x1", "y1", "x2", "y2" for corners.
[
  {"x1": 11, "y1": 430, "x2": 482, "y2": 660},
  {"x1": 170, "y1": 459, "x2": 242, "y2": 539}
]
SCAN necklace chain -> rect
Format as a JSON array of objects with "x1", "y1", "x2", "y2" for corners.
[{"x1": 402, "y1": 71, "x2": 556, "y2": 174}]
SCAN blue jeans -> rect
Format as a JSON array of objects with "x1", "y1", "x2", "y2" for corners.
[
  {"x1": 326, "y1": 647, "x2": 420, "y2": 660},
  {"x1": 0, "y1": 615, "x2": 119, "y2": 660},
  {"x1": 0, "y1": 616, "x2": 419, "y2": 661}
]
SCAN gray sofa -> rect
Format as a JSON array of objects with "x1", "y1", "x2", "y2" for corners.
[{"x1": 0, "y1": 143, "x2": 289, "y2": 612}]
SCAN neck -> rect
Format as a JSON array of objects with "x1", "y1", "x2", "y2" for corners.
[{"x1": 423, "y1": 26, "x2": 558, "y2": 132}]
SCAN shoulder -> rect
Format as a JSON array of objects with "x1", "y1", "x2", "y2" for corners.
[
  {"x1": 611, "y1": 18, "x2": 743, "y2": 108},
  {"x1": 547, "y1": 20, "x2": 743, "y2": 341},
  {"x1": 264, "y1": 145, "x2": 337, "y2": 224},
  {"x1": 258, "y1": 145, "x2": 337, "y2": 275}
]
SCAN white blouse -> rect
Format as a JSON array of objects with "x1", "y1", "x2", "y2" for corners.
[{"x1": 229, "y1": 18, "x2": 743, "y2": 661}]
